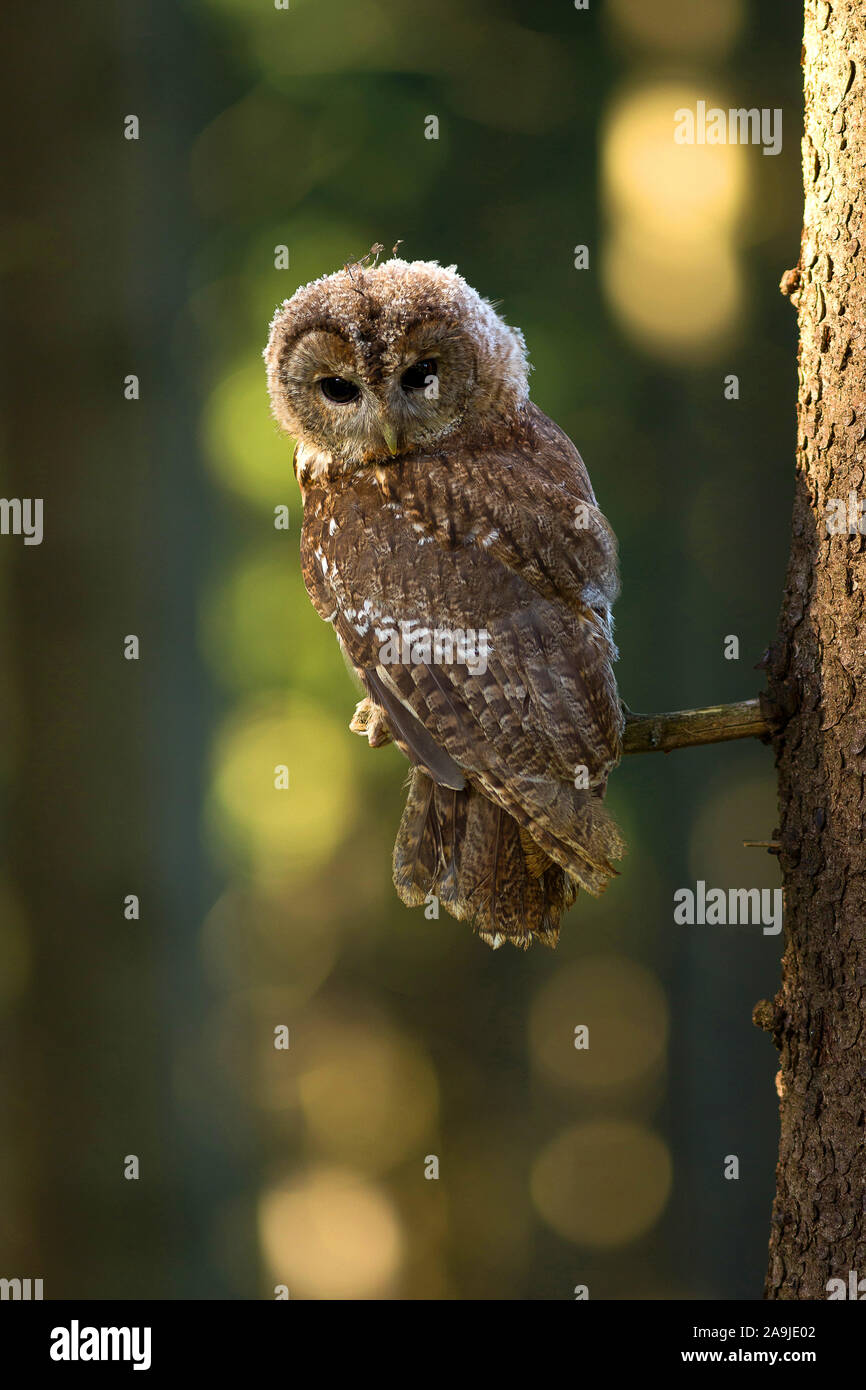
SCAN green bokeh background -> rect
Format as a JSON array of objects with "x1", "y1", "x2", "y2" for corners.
[{"x1": 1, "y1": 0, "x2": 802, "y2": 1297}]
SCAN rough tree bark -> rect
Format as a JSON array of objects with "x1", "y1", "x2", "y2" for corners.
[{"x1": 760, "y1": 0, "x2": 866, "y2": 1300}]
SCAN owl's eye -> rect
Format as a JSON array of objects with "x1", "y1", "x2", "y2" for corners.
[
  {"x1": 401, "y1": 359, "x2": 437, "y2": 391},
  {"x1": 320, "y1": 376, "x2": 360, "y2": 404}
]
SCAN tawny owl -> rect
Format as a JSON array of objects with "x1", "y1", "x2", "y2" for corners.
[{"x1": 264, "y1": 256, "x2": 624, "y2": 950}]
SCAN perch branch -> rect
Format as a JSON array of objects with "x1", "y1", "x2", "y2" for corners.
[{"x1": 622, "y1": 698, "x2": 771, "y2": 755}]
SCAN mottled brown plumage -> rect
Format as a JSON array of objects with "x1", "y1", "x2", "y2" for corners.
[{"x1": 264, "y1": 257, "x2": 624, "y2": 949}]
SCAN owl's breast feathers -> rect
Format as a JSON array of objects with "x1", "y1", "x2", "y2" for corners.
[{"x1": 297, "y1": 401, "x2": 625, "y2": 909}]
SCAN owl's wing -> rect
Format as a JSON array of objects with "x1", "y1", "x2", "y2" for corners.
[
  {"x1": 366, "y1": 401, "x2": 624, "y2": 760},
  {"x1": 305, "y1": 404, "x2": 624, "y2": 886},
  {"x1": 390, "y1": 408, "x2": 621, "y2": 624}
]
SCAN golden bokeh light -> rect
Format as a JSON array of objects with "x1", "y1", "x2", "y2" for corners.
[
  {"x1": 200, "y1": 551, "x2": 335, "y2": 696},
  {"x1": 296, "y1": 1012, "x2": 439, "y2": 1172},
  {"x1": 601, "y1": 83, "x2": 747, "y2": 359},
  {"x1": 603, "y1": 84, "x2": 747, "y2": 240},
  {"x1": 259, "y1": 1166, "x2": 403, "y2": 1299},
  {"x1": 606, "y1": 0, "x2": 745, "y2": 56},
  {"x1": 206, "y1": 694, "x2": 357, "y2": 886},
  {"x1": 603, "y1": 225, "x2": 741, "y2": 361},
  {"x1": 202, "y1": 364, "x2": 293, "y2": 511},
  {"x1": 529, "y1": 954, "x2": 668, "y2": 1094},
  {"x1": 531, "y1": 1120, "x2": 672, "y2": 1248}
]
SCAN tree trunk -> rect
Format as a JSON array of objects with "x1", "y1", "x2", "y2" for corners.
[{"x1": 763, "y1": 0, "x2": 866, "y2": 1300}]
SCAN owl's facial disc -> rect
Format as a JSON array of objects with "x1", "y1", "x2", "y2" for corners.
[
  {"x1": 276, "y1": 329, "x2": 390, "y2": 461},
  {"x1": 276, "y1": 324, "x2": 476, "y2": 464},
  {"x1": 315, "y1": 373, "x2": 398, "y2": 454},
  {"x1": 265, "y1": 258, "x2": 531, "y2": 466}
]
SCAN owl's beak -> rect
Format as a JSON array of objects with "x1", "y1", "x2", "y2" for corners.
[{"x1": 379, "y1": 419, "x2": 399, "y2": 457}]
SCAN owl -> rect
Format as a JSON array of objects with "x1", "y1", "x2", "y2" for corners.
[{"x1": 264, "y1": 256, "x2": 624, "y2": 949}]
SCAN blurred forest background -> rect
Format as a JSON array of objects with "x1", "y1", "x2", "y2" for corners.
[{"x1": 1, "y1": 0, "x2": 803, "y2": 1298}]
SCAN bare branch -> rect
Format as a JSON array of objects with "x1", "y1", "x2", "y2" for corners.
[{"x1": 622, "y1": 698, "x2": 771, "y2": 755}]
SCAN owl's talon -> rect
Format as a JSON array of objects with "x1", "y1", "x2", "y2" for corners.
[
  {"x1": 349, "y1": 696, "x2": 373, "y2": 733},
  {"x1": 350, "y1": 697, "x2": 393, "y2": 747}
]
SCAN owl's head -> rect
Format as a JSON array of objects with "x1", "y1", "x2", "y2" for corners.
[{"x1": 264, "y1": 258, "x2": 529, "y2": 465}]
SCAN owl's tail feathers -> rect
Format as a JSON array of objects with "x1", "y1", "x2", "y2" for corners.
[
  {"x1": 534, "y1": 791, "x2": 626, "y2": 899},
  {"x1": 392, "y1": 770, "x2": 579, "y2": 950}
]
